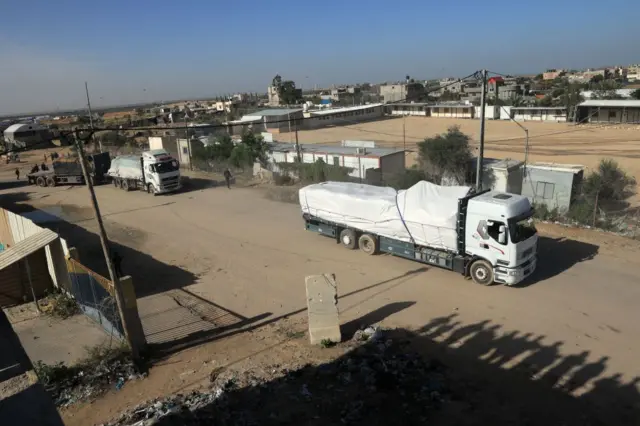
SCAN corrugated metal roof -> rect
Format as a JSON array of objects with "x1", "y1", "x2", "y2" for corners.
[
  {"x1": 3, "y1": 123, "x2": 47, "y2": 134},
  {"x1": 0, "y1": 229, "x2": 58, "y2": 270},
  {"x1": 308, "y1": 103, "x2": 383, "y2": 116},
  {"x1": 246, "y1": 108, "x2": 303, "y2": 117},
  {"x1": 527, "y1": 162, "x2": 584, "y2": 174},
  {"x1": 579, "y1": 100, "x2": 640, "y2": 108}
]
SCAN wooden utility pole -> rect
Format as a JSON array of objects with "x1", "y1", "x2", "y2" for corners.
[
  {"x1": 85, "y1": 82, "x2": 101, "y2": 152},
  {"x1": 294, "y1": 116, "x2": 301, "y2": 162},
  {"x1": 475, "y1": 70, "x2": 488, "y2": 190},
  {"x1": 74, "y1": 131, "x2": 141, "y2": 360}
]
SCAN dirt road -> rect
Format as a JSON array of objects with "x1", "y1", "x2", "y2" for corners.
[{"x1": 1, "y1": 174, "x2": 640, "y2": 423}]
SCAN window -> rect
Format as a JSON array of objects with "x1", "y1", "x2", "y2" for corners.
[
  {"x1": 535, "y1": 181, "x2": 555, "y2": 199},
  {"x1": 609, "y1": 110, "x2": 617, "y2": 118},
  {"x1": 333, "y1": 156, "x2": 340, "y2": 166},
  {"x1": 487, "y1": 221, "x2": 507, "y2": 245},
  {"x1": 444, "y1": 108, "x2": 450, "y2": 113}
]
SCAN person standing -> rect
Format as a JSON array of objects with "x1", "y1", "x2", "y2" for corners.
[
  {"x1": 14, "y1": 168, "x2": 20, "y2": 180},
  {"x1": 223, "y1": 168, "x2": 232, "y2": 189}
]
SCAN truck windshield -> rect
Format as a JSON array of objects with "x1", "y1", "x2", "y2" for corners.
[
  {"x1": 508, "y1": 216, "x2": 537, "y2": 243},
  {"x1": 153, "y1": 160, "x2": 179, "y2": 174}
]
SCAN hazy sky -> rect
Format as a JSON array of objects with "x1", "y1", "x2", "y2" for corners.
[{"x1": 1, "y1": 0, "x2": 638, "y2": 115}]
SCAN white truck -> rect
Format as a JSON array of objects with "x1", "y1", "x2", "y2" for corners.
[
  {"x1": 299, "y1": 181, "x2": 538, "y2": 286},
  {"x1": 107, "y1": 149, "x2": 181, "y2": 195}
]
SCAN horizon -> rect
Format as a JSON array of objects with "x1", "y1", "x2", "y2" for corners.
[{"x1": 1, "y1": 0, "x2": 639, "y2": 116}]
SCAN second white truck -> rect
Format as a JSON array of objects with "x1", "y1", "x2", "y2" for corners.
[
  {"x1": 108, "y1": 149, "x2": 181, "y2": 195},
  {"x1": 300, "y1": 180, "x2": 538, "y2": 286}
]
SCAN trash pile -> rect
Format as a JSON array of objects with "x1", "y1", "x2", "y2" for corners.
[
  {"x1": 104, "y1": 328, "x2": 451, "y2": 425},
  {"x1": 40, "y1": 353, "x2": 145, "y2": 407}
]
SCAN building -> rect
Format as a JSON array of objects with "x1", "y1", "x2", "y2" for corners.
[
  {"x1": 521, "y1": 163, "x2": 584, "y2": 212},
  {"x1": 576, "y1": 100, "x2": 640, "y2": 124},
  {"x1": 627, "y1": 66, "x2": 640, "y2": 82},
  {"x1": 510, "y1": 107, "x2": 567, "y2": 122},
  {"x1": 267, "y1": 85, "x2": 281, "y2": 106},
  {"x1": 261, "y1": 142, "x2": 405, "y2": 182},
  {"x1": 3, "y1": 123, "x2": 51, "y2": 149},
  {"x1": 387, "y1": 103, "x2": 430, "y2": 116},
  {"x1": 429, "y1": 104, "x2": 475, "y2": 119},
  {"x1": 581, "y1": 89, "x2": 636, "y2": 99},
  {"x1": 379, "y1": 82, "x2": 424, "y2": 103},
  {"x1": 229, "y1": 108, "x2": 304, "y2": 134},
  {"x1": 330, "y1": 86, "x2": 361, "y2": 101},
  {"x1": 543, "y1": 69, "x2": 565, "y2": 80},
  {"x1": 303, "y1": 104, "x2": 384, "y2": 129}
]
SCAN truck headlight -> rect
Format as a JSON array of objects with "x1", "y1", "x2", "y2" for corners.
[{"x1": 509, "y1": 271, "x2": 518, "y2": 276}]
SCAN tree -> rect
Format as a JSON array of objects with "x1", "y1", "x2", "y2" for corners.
[
  {"x1": 582, "y1": 159, "x2": 636, "y2": 225},
  {"x1": 417, "y1": 126, "x2": 473, "y2": 184},
  {"x1": 537, "y1": 95, "x2": 553, "y2": 107},
  {"x1": 135, "y1": 107, "x2": 145, "y2": 117},
  {"x1": 590, "y1": 74, "x2": 604, "y2": 84},
  {"x1": 278, "y1": 80, "x2": 302, "y2": 105},
  {"x1": 240, "y1": 131, "x2": 270, "y2": 165},
  {"x1": 534, "y1": 74, "x2": 543, "y2": 80},
  {"x1": 631, "y1": 89, "x2": 640, "y2": 100}
]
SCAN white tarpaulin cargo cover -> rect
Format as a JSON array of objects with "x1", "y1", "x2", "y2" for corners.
[
  {"x1": 299, "y1": 181, "x2": 471, "y2": 251},
  {"x1": 107, "y1": 156, "x2": 142, "y2": 180}
]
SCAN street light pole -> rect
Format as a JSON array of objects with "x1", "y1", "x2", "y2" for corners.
[{"x1": 475, "y1": 70, "x2": 488, "y2": 190}]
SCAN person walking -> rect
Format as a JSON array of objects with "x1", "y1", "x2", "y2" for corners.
[
  {"x1": 223, "y1": 168, "x2": 232, "y2": 189},
  {"x1": 14, "y1": 168, "x2": 20, "y2": 180}
]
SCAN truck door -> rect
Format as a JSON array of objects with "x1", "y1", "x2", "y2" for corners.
[{"x1": 474, "y1": 219, "x2": 510, "y2": 263}]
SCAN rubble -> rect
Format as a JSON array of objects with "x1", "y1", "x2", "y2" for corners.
[
  {"x1": 37, "y1": 352, "x2": 144, "y2": 407},
  {"x1": 104, "y1": 328, "x2": 452, "y2": 425}
]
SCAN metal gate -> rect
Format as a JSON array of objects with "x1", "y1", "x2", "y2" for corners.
[{"x1": 66, "y1": 257, "x2": 124, "y2": 339}]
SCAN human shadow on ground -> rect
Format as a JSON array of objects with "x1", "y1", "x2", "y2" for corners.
[
  {"x1": 179, "y1": 176, "x2": 220, "y2": 194},
  {"x1": 519, "y1": 236, "x2": 599, "y2": 287},
  {"x1": 340, "y1": 301, "x2": 415, "y2": 339},
  {"x1": 132, "y1": 314, "x2": 638, "y2": 426}
]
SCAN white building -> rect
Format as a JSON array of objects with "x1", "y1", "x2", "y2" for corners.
[
  {"x1": 263, "y1": 142, "x2": 405, "y2": 182},
  {"x1": 387, "y1": 103, "x2": 430, "y2": 116},
  {"x1": 510, "y1": 107, "x2": 567, "y2": 122},
  {"x1": 3, "y1": 123, "x2": 51, "y2": 149},
  {"x1": 303, "y1": 104, "x2": 384, "y2": 129},
  {"x1": 429, "y1": 104, "x2": 474, "y2": 119}
]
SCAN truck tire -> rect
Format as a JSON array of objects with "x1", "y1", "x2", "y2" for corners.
[
  {"x1": 339, "y1": 229, "x2": 357, "y2": 250},
  {"x1": 113, "y1": 178, "x2": 119, "y2": 188},
  {"x1": 147, "y1": 183, "x2": 156, "y2": 195},
  {"x1": 470, "y1": 259, "x2": 494, "y2": 286},
  {"x1": 121, "y1": 179, "x2": 130, "y2": 191},
  {"x1": 358, "y1": 234, "x2": 378, "y2": 255},
  {"x1": 36, "y1": 176, "x2": 46, "y2": 187},
  {"x1": 45, "y1": 176, "x2": 56, "y2": 187}
]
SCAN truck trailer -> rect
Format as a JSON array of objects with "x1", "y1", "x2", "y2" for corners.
[
  {"x1": 107, "y1": 149, "x2": 181, "y2": 195},
  {"x1": 299, "y1": 181, "x2": 538, "y2": 286},
  {"x1": 27, "y1": 152, "x2": 111, "y2": 187}
]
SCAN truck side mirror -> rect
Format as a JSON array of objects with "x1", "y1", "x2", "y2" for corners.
[{"x1": 498, "y1": 225, "x2": 507, "y2": 244}]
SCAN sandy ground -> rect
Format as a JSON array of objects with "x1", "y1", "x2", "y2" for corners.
[
  {"x1": 289, "y1": 117, "x2": 640, "y2": 180},
  {"x1": 1, "y1": 155, "x2": 640, "y2": 423}
]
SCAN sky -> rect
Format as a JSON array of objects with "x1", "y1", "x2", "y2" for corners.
[{"x1": 1, "y1": 0, "x2": 639, "y2": 115}]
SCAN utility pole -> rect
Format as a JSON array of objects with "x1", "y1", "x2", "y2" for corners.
[
  {"x1": 403, "y1": 114, "x2": 406, "y2": 152},
  {"x1": 475, "y1": 69, "x2": 488, "y2": 190},
  {"x1": 184, "y1": 114, "x2": 192, "y2": 171},
  {"x1": 74, "y1": 131, "x2": 141, "y2": 360},
  {"x1": 85, "y1": 82, "x2": 101, "y2": 152},
  {"x1": 294, "y1": 116, "x2": 301, "y2": 162}
]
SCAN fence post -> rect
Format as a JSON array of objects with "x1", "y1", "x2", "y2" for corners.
[{"x1": 116, "y1": 276, "x2": 147, "y2": 352}]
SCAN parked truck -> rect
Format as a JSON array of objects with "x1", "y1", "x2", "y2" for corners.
[
  {"x1": 299, "y1": 181, "x2": 538, "y2": 286},
  {"x1": 107, "y1": 149, "x2": 181, "y2": 195},
  {"x1": 27, "y1": 152, "x2": 111, "y2": 187}
]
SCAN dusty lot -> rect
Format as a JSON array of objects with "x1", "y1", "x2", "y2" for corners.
[
  {"x1": 290, "y1": 117, "x2": 640, "y2": 179},
  {"x1": 1, "y1": 159, "x2": 640, "y2": 424}
]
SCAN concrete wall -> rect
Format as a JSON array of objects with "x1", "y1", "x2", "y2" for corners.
[
  {"x1": 587, "y1": 107, "x2": 640, "y2": 124},
  {"x1": 522, "y1": 168, "x2": 577, "y2": 212},
  {"x1": 388, "y1": 105, "x2": 429, "y2": 116},
  {"x1": 379, "y1": 151, "x2": 406, "y2": 176},
  {"x1": 500, "y1": 106, "x2": 512, "y2": 120},
  {"x1": 474, "y1": 106, "x2": 500, "y2": 120}
]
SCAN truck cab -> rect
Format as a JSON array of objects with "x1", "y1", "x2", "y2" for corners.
[
  {"x1": 142, "y1": 150, "x2": 181, "y2": 194},
  {"x1": 464, "y1": 191, "x2": 538, "y2": 285}
]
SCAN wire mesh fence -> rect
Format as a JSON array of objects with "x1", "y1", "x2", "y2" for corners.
[{"x1": 66, "y1": 258, "x2": 124, "y2": 340}]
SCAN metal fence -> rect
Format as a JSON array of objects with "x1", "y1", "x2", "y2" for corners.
[{"x1": 66, "y1": 258, "x2": 124, "y2": 340}]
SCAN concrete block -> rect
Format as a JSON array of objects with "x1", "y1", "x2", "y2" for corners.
[{"x1": 305, "y1": 274, "x2": 341, "y2": 345}]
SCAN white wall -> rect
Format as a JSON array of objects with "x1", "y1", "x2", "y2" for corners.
[
  {"x1": 500, "y1": 106, "x2": 512, "y2": 120},
  {"x1": 148, "y1": 136, "x2": 164, "y2": 150},
  {"x1": 430, "y1": 107, "x2": 474, "y2": 119},
  {"x1": 512, "y1": 109, "x2": 567, "y2": 122}
]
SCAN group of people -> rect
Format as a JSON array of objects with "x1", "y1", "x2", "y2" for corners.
[{"x1": 13, "y1": 151, "x2": 60, "y2": 180}]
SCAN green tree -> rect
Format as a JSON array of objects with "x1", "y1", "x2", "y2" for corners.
[
  {"x1": 537, "y1": 95, "x2": 553, "y2": 107},
  {"x1": 631, "y1": 89, "x2": 640, "y2": 100},
  {"x1": 240, "y1": 131, "x2": 270, "y2": 165},
  {"x1": 582, "y1": 159, "x2": 636, "y2": 225},
  {"x1": 417, "y1": 126, "x2": 473, "y2": 184},
  {"x1": 278, "y1": 80, "x2": 302, "y2": 105}
]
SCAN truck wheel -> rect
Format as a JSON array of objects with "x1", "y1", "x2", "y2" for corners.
[
  {"x1": 470, "y1": 260, "x2": 494, "y2": 286},
  {"x1": 339, "y1": 229, "x2": 357, "y2": 250},
  {"x1": 36, "y1": 176, "x2": 46, "y2": 187},
  {"x1": 358, "y1": 234, "x2": 378, "y2": 255},
  {"x1": 147, "y1": 183, "x2": 156, "y2": 195},
  {"x1": 45, "y1": 177, "x2": 56, "y2": 187},
  {"x1": 121, "y1": 180, "x2": 130, "y2": 191},
  {"x1": 113, "y1": 178, "x2": 119, "y2": 188}
]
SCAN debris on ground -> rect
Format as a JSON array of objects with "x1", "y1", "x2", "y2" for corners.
[
  {"x1": 39, "y1": 291, "x2": 80, "y2": 319},
  {"x1": 104, "y1": 328, "x2": 451, "y2": 425},
  {"x1": 34, "y1": 345, "x2": 144, "y2": 407}
]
